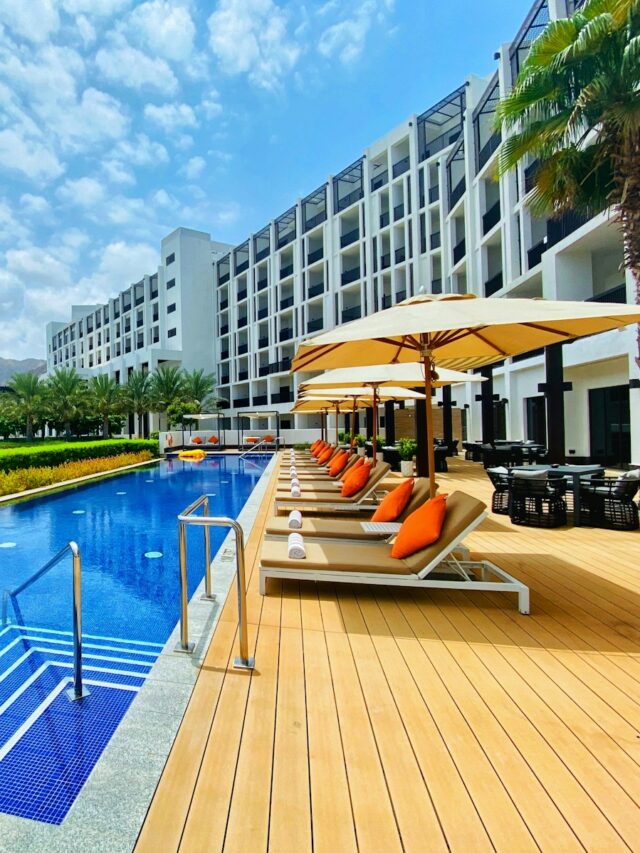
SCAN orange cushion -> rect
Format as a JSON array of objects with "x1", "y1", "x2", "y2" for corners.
[
  {"x1": 208, "y1": 436, "x2": 219, "y2": 444},
  {"x1": 312, "y1": 441, "x2": 326, "y2": 457},
  {"x1": 317, "y1": 446, "x2": 334, "y2": 465},
  {"x1": 264, "y1": 435, "x2": 274, "y2": 442},
  {"x1": 341, "y1": 455, "x2": 364, "y2": 482},
  {"x1": 328, "y1": 450, "x2": 349, "y2": 477},
  {"x1": 391, "y1": 494, "x2": 447, "y2": 559},
  {"x1": 372, "y1": 479, "x2": 414, "y2": 522},
  {"x1": 341, "y1": 462, "x2": 370, "y2": 497},
  {"x1": 192, "y1": 436, "x2": 202, "y2": 444}
]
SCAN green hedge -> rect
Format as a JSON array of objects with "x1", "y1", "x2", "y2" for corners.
[{"x1": 0, "y1": 439, "x2": 159, "y2": 473}]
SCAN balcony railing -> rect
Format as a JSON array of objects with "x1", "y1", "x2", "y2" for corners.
[
  {"x1": 220, "y1": 374, "x2": 229, "y2": 385},
  {"x1": 279, "y1": 327, "x2": 293, "y2": 341},
  {"x1": 304, "y1": 211, "x2": 327, "y2": 231},
  {"x1": 371, "y1": 171, "x2": 388, "y2": 192},
  {"x1": 238, "y1": 370, "x2": 248, "y2": 381},
  {"x1": 527, "y1": 239, "x2": 546, "y2": 269},
  {"x1": 280, "y1": 263, "x2": 293, "y2": 280},
  {"x1": 235, "y1": 259, "x2": 249, "y2": 275},
  {"x1": 382, "y1": 294, "x2": 392, "y2": 309},
  {"x1": 220, "y1": 299, "x2": 228, "y2": 310},
  {"x1": 271, "y1": 389, "x2": 292, "y2": 404},
  {"x1": 307, "y1": 318, "x2": 323, "y2": 333},
  {"x1": 257, "y1": 277, "x2": 268, "y2": 291},
  {"x1": 238, "y1": 343, "x2": 248, "y2": 355},
  {"x1": 258, "y1": 336, "x2": 269, "y2": 349},
  {"x1": 234, "y1": 397, "x2": 250, "y2": 408},
  {"x1": 237, "y1": 289, "x2": 247, "y2": 301},
  {"x1": 340, "y1": 227, "x2": 359, "y2": 248},
  {"x1": 428, "y1": 185, "x2": 439, "y2": 204},
  {"x1": 547, "y1": 210, "x2": 591, "y2": 247},
  {"x1": 587, "y1": 283, "x2": 627, "y2": 304},
  {"x1": 453, "y1": 238, "x2": 466, "y2": 265},
  {"x1": 220, "y1": 324, "x2": 229, "y2": 336},
  {"x1": 341, "y1": 266, "x2": 360, "y2": 285},
  {"x1": 380, "y1": 211, "x2": 390, "y2": 228},
  {"x1": 342, "y1": 306, "x2": 362, "y2": 323},
  {"x1": 392, "y1": 156, "x2": 410, "y2": 178},
  {"x1": 484, "y1": 271, "x2": 503, "y2": 296},
  {"x1": 420, "y1": 127, "x2": 462, "y2": 162},
  {"x1": 258, "y1": 365, "x2": 269, "y2": 376},
  {"x1": 238, "y1": 316, "x2": 247, "y2": 328},
  {"x1": 430, "y1": 231, "x2": 441, "y2": 250},
  {"x1": 253, "y1": 394, "x2": 268, "y2": 406},
  {"x1": 255, "y1": 246, "x2": 270, "y2": 262},
  {"x1": 482, "y1": 200, "x2": 501, "y2": 235},
  {"x1": 307, "y1": 281, "x2": 324, "y2": 299},
  {"x1": 307, "y1": 247, "x2": 323, "y2": 264},
  {"x1": 477, "y1": 131, "x2": 501, "y2": 171},
  {"x1": 336, "y1": 188, "x2": 362, "y2": 211},
  {"x1": 219, "y1": 271, "x2": 230, "y2": 285},
  {"x1": 277, "y1": 232, "x2": 295, "y2": 249},
  {"x1": 395, "y1": 247, "x2": 406, "y2": 264},
  {"x1": 258, "y1": 306, "x2": 268, "y2": 320},
  {"x1": 221, "y1": 350, "x2": 229, "y2": 360},
  {"x1": 393, "y1": 203, "x2": 405, "y2": 221},
  {"x1": 381, "y1": 252, "x2": 391, "y2": 269},
  {"x1": 432, "y1": 277, "x2": 442, "y2": 294},
  {"x1": 449, "y1": 177, "x2": 466, "y2": 208},
  {"x1": 280, "y1": 296, "x2": 294, "y2": 310}
]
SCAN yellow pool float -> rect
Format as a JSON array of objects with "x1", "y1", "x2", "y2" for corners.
[{"x1": 178, "y1": 449, "x2": 206, "y2": 460}]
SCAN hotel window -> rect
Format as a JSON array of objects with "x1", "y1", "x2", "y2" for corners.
[
  {"x1": 167, "y1": 303, "x2": 176, "y2": 314},
  {"x1": 166, "y1": 252, "x2": 175, "y2": 265},
  {"x1": 166, "y1": 277, "x2": 176, "y2": 289},
  {"x1": 152, "y1": 303, "x2": 159, "y2": 322},
  {"x1": 168, "y1": 327, "x2": 177, "y2": 338},
  {"x1": 152, "y1": 326, "x2": 160, "y2": 343}
]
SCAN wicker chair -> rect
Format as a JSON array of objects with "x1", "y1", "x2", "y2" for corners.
[
  {"x1": 509, "y1": 476, "x2": 567, "y2": 528},
  {"x1": 434, "y1": 445, "x2": 448, "y2": 472},
  {"x1": 578, "y1": 474, "x2": 640, "y2": 531},
  {"x1": 486, "y1": 468, "x2": 510, "y2": 515}
]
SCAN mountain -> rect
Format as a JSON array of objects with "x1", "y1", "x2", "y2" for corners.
[{"x1": 0, "y1": 357, "x2": 47, "y2": 385}]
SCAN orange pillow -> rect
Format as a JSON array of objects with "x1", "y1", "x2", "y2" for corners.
[
  {"x1": 312, "y1": 441, "x2": 326, "y2": 457},
  {"x1": 264, "y1": 435, "x2": 274, "y2": 442},
  {"x1": 208, "y1": 436, "x2": 219, "y2": 444},
  {"x1": 341, "y1": 462, "x2": 370, "y2": 497},
  {"x1": 372, "y1": 479, "x2": 414, "y2": 522},
  {"x1": 192, "y1": 436, "x2": 202, "y2": 444},
  {"x1": 391, "y1": 494, "x2": 447, "y2": 559},
  {"x1": 341, "y1": 455, "x2": 364, "y2": 482},
  {"x1": 328, "y1": 450, "x2": 349, "y2": 477},
  {"x1": 246, "y1": 436, "x2": 258, "y2": 444},
  {"x1": 317, "y1": 446, "x2": 334, "y2": 465}
]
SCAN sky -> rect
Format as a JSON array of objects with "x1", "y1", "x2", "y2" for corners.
[{"x1": 0, "y1": 0, "x2": 530, "y2": 361}]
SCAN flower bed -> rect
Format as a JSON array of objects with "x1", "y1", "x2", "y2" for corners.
[
  {"x1": 0, "y1": 450, "x2": 155, "y2": 497},
  {"x1": 0, "y1": 439, "x2": 158, "y2": 473}
]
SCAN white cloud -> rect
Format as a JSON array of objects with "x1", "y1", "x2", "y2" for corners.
[
  {"x1": 102, "y1": 159, "x2": 136, "y2": 186},
  {"x1": 0, "y1": 201, "x2": 31, "y2": 244},
  {"x1": 5, "y1": 246, "x2": 72, "y2": 289},
  {"x1": 180, "y1": 156, "x2": 205, "y2": 180},
  {"x1": 57, "y1": 177, "x2": 106, "y2": 208},
  {"x1": 143, "y1": 102, "x2": 197, "y2": 132},
  {"x1": 152, "y1": 189, "x2": 172, "y2": 207},
  {"x1": 0, "y1": 129, "x2": 64, "y2": 183},
  {"x1": 200, "y1": 91, "x2": 223, "y2": 119},
  {"x1": 0, "y1": 0, "x2": 59, "y2": 44},
  {"x1": 61, "y1": 0, "x2": 132, "y2": 16},
  {"x1": 20, "y1": 194, "x2": 51, "y2": 215},
  {"x1": 77, "y1": 240, "x2": 159, "y2": 298},
  {"x1": 53, "y1": 88, "x2": 129, "y2": 151},
  {"x1": 127, "y1": 0, "x2": 196, "y2": 61},
  {"x1": 318, "y1": 0, "x2": 394, "y2": 65},
  {"x1": 207, "y1": 0, "x2": 300, "y2": 90},
  {"x1": 113, "y1": 134, "x2": 169, "y2": 167},
  {"x1": 95, "y1": 39, "x2": 179, "y2": 95},
  {"x1": 75, "y1": 15, "x2": 96, "y2": 45}
]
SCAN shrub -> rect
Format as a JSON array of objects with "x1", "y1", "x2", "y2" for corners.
[
  {"x1": 293, "y1": 443, "x2": 311, "y2": 450},
  {"x1": 397, "y1": 438, "x2": 417, "y2": 461},
  {"x1": 0, "y1": 439, "x2": 159, "y2": 473},
  {"x1": 353, "y1": 433, "x2": 366, "y2": 448},
  {"x1": 0, "y1": 451, "x2": 154, "y2": 497}
]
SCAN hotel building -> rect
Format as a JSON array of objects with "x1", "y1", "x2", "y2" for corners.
[{"x1": 46, "y1": 0, "x2": 639, "y2": 464}]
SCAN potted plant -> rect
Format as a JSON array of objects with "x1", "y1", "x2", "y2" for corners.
[
  {"x1": 397, "y1": 438, "x2": 417, "y2": 476},
  {"x1": 353, "y1": 433, "x2": 366, "y2": 456}
]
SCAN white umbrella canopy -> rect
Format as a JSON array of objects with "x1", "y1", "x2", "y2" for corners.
[
  {"x1": 299, "y1": 363, "x2": 485, "y2": 389},
  {"x1": 299, "y1": 386, "x2": 426, "y2": 400},
  {"x1": 291, "y1": 293, "x2": 640, "y2": 496}
]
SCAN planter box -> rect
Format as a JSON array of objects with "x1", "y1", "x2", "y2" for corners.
[{"x1": 400, "y1": 460, "x2": 414, "y2": 476}]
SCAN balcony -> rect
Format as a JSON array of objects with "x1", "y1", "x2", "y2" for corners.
[
  {"x1": 253, "y1": 394, "x2": 268, "y2": 406},
  {"x1": 221, "y1": 350, "x2": 229, "y2": 360},
  {"x1": 257, "y1": 277, "x2": 268, "y2": 291},
  {"x1": 271, "y1": 389, "x2": 292, "y2": 404},
  {"x1": 449, "y1": 177, "x2": 466, "y2": 208},
  {"x1": 393, "y1": 203, "x2": 405, "y2": 221},
  {"x1": 307, "y1": 318, "x2": 323, "y2": 333},
  {"x1": 255, "y1": 246, "x2": 270, "y2": 262},
  {"x1": 308, "y1": 281, "x2": 324, "y2": 299},
  {"x1": 524, "y1": 160, "x2": 539, "y2": 194},
  {"x1": 342, "y1": 306, "x2": 362, "y2": 323},
  {"x1": 258, "y1": 365, "x2": 269, "y2": 376},
  {"x1": 136, "y1": 317, "x2": 144, "y2": 328},
  {"x1": 547, "y1": 210, "x2": 591, "y2": 247},
  {"x1": 370, "y1": 171, "x2": 388, "y2": 192},
  {"x1": 527, "y1": 240, "x2": 546, "y2": 269},
  {"x1": 430, "y1": 230, "x2": 441, "y2": 250},
  {"x1": 381, "y1": 253, "x2": 391, "y2": 270},
  {"x1": 238, "y1": 343, "x2": 248, "y2": 355},
  {"x1": 428, "y1": 185, "x2": 439, "y2": 204},
  {"x1": 280, "y1": 263, "x2": 293, "y2": 280},
  {"x1": 220, "y1": 324, "x2": 229, "y2": 336},
  {"x1": 277, "y1": 232, "x2": 295, "y2": 249},
  {"x1": 220, "y1": 374, "x2": 229, "y2": 385},
  {"x1": 304, "y1": 211, "x2": 326, "y2": 231},
  {"x1": 234, "y1": 397, "x2": 250, "y2": 408},
  {"x1": 258, "y1": 336, "x2": 269, "y2": 349},
  {"x1": 395, "y1": 247, "x2": 406, "y2": 264},
  {"x1": 257, "y1": 306, "x2": 268, "y2": 320},
  {"x1": 236, "y1": 259, "x2": 249, "y2": 275},
  {"x1": 307, "y1": 247, "x2": 323, "y2": 265},
  {"x1": 238, "y1": 316, "x2": 248, "y2": 328},
  {"x1": 392, "y1": 156, "x2": 410, "y2": 178},
  {"x1": 336, "y1": 188, "x2": 362, "y2": 211},
  {"x1": 280, "y1": 327, "x2": 293, "y2": 342},
  {"x1": 340, "y1": 228, "x2": 359, "y2": 248},
  {"x1": 477, "y1": 131, "x2": 501, "y2": 171},
  {"x1": 420, "y1": 126, "x2": 462, "y2": 161},
  {"x1": 220, "y1": 298, "x2": 228, "y2": 310},
  {"x1": 219, "y1": 271, "x2": 230, "y2": 285},
  {"x1": 587, "y1": 283, "x2": 627, "y2": 304},
  {"x1": 396, "y1": 290, "x2": 406, "y2": 302},
  {"x1": 482, "y1": 200, "x2": 501, "y2": 235},
  {"x1": 238, "y1": 370, "x2": 248, "y2": 381},
  {"x1": 484, "y1": 271, "x2": 503, "y2": 296},
  {"x1": 280, "y1": 296, "x2": 294, "y2": 310},
  {"x1": 380, "y1": 211, "x2": 390, "y2": 228},
  {"x1": 432, "y1": 277, "x2": 442, "y2": 294},
  {"x1": 452, "y1": 238, "x2": 466, "y2": 265},
  {"x1": 237, "y1": 289, "x2": 247, "y2": 301},
  {"x1": 341, "y1": 266, "x2": 360, "y2": 285},
  {"x1": 382, "y1": 294, "x2": 392, "y2": 309}
]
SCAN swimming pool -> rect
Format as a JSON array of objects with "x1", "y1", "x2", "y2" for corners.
[{"x1": 0, "y1": 454, "x2": 271, "y2": 824}]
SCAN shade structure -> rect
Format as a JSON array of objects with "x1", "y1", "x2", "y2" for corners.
[
  {"x1": 299, "y1": 386, "x2": 426, "y2": 400},
  {"x1": 299, "y1": 363, "x2": 485, "y2": 389},
  {"x1": 292, "y1": 293, "x2": 640, "y2": 496}
]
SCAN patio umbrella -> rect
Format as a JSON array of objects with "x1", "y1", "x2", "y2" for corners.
[
  {"x1": 292, "y1": 293, "x2": 640, "y2": 497},
  {"x1": 299, "y1": 363, "x2": 485, "y2": 390}
]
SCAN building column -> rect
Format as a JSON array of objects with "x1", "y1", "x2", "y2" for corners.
[
  {"x1": 415, "y1": 397, "x2": 428, "y2": 476},
  {"x1": 384, "y1": 400, "x2": 395, "y2": 445},
  {"x1": 365, "y1": 408, "x2": 374, "y2": 438},
  {"x1": 442, "y1": 385, "x2": 453, "y2": 446},
  {"x1": 479, "y1": 366, "x2": 495, "y2": 445},
  {"x1": 542, "y1": 343, "x2": 570, "y2": 464}
]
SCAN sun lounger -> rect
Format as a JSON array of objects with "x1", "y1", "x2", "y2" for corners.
[
  {"x1": 278, "y1": 454, "x2": 359, "y2": 482},
  {"x1": 266, "y1": 479, "x2": 431, "y2": 540},
  {"x1": 260, "y1": 491, "x2": 530, "y2": 614},
  {"x1": 273, "y1": 463, "x2": 391, "y2": 515}
]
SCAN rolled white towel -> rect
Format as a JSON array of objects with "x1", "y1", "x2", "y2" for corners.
[
  {"x1": 291, "y1": 484, "x2": 301, "y2": 497},
  {"x1": 289, "y1": 466, "x2": 297, "y2": 475},
  {"x1": 288, "y1": 510, "x2": 302, "y2": 529},
  {"x1": 290, "y1": 477, "x2": 300, "y2": 488},
  {"x1": 288, "y1": 532, "x2": 306, "y2": 559}
]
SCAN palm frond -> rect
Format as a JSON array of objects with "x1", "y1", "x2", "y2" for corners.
[
  {"x1": 564, "y1": 13, "x2": 615, "y2": 61},
  {"x1": 523, "y1": 19, "x2": 578, "y2": 71},
  {"x1": 622, "y1": 33, "x2": 640, "y2": 71}
]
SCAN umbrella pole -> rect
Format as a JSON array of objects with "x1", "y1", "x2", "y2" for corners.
[
  {"x1": 351, "y1": 399, "x2": 357, "y2": 454},
  {"x1": 335, "y1": 404, "x2": 339, "y2": 446},
  {"x1": 422, "y1": 350, "x2": 437, "y2": 499},
  {"x1": 372, "y1": 387, "x2": 379, "y2": 468}
]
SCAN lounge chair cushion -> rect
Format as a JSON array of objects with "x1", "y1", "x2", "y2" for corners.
[
  {"x1": 342, "y1": 462, "x2": 370, "y2": 497},
  {"x1": 391, "y1": 494, "x2": 447, "y2": 559},
  {"x1": 208, "y1": 436, "x2": 219, "y2": 444},
  {"x1": 513, "y1": 469, "x2": 547, "y2": 480},
  {"x1": 261, "y1": 540, "x2": 413, "y2": 575},
  {"x1": 342, "y1": 456, "x2": 364, "y2": 481},
  {"x1": 310, "y1": 440, "x2": 321, "y2": 451},
  {"x1": 328, "y1": 450, "x2": 349, "y2": 477},
  {"x1": 614, "y1": 468, "x2": 640, "y2": 496},
  {"x1": 372, "y1": 478, "x2": 414, "y2": 522},
  {"x1": 192, "y1": 436, "x2": 202, "y2": 444}
]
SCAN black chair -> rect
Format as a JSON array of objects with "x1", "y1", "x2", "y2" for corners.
[
  {"x1": 486, "y1": 469, "x2": 510, "y2": 515},
  {"x1": 446, "y1": 439, "x2": 459, "y2": 457},
  {"x1": 382, "y1": 446, "x2": 401, "y2": 471},
  {"x1": 463, "y1": 442, "x2": 483, "y2": 462},
  {"x1": 509, "y1": 476, "x2": 567, "y2": 528},
  {"x1": 434, "y1": 445, "x2": 448, "y2": 472},
  {"x1": 578, "y1": 475, "x2": 640, "y2": 531}
]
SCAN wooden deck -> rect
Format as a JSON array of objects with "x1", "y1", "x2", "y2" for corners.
[{"x1": 135, "y1": 456, "x2": 640, "y2": 853}]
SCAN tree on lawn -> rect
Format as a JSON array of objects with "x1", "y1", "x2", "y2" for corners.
[
  {"x1": 7, "y1": 372, "x2": 43, "y2": 440},
  {"x1": 89, "y1": 375, "x2": 124, "y2": 439}
]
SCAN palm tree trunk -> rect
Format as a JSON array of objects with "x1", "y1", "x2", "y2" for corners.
[
  {"x1": 615, "y1": 131, "x2": 640, "y2": 368},
  {"x1": 102, "y1": 415, "x2": 109, "y2": 439},
  {"x1": 64, "y1": 420, "x2": 71, "y2": 439},
  {"x1": 26, "y1": 416, "x2": 33, "y2": 442}
]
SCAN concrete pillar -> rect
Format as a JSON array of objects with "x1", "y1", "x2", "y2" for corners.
[
  {"x1": 384, "y1": 400, "x2": 395, "y2": 445},
  {"x1": 480, "y1": 366, "x2": 494, "y2": 444},
  {"x1": 442, "y1": 385, "x2": 453, "y2": 445},
  {"x1": 415, "y1": 398, "x2": 428, "y2": 476},
  {"x1": 544, "y1": 343, "x2": 567, "y2": 464}
]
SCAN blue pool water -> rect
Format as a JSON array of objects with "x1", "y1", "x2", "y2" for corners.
[{"x1": 0, "y1": 454, "x2": 271, "y2": 824}]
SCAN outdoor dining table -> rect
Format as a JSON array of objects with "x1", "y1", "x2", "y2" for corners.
[{"x1": 510, "y1": 463, "x2": 605, "y2": 525}]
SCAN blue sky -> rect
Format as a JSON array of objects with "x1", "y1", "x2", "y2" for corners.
[{"x1": 0, "y1": 0, "x2": 529, "y2": 360}]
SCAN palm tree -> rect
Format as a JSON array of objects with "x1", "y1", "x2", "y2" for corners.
[
  {"x1": 89, "y1": 375, "x2": 123, "y2": 439},
  {"x1": 125, "y1": 371, "x2": 152, "y2": 437},
  {"x1": 181, "y1": 368, "x2": 218, "y2": 413},
  {"x1": 149, "y1": 365, "x2": 184, "y2": 428},
  {"x1": 495, "y1": 0, "x2": 640, "y2": 363},
  {"x1": 7, "y1": 372, "x2": 42, "y2": 440},
  {"x1": 46, "y1": 368, "x2": 84, "y2": 437}
]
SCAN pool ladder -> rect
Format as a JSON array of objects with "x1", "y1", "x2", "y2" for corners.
[
  {"x1": 176, "y1": 495, "x2": 254, "y2": 670},
  {"x1": 1, "y1": 541, "x2": 89, "y2": 702}
]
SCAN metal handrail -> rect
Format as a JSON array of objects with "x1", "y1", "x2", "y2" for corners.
[
  {"x1": 239, "y1": 435, "x2": 283, "y2": 459},
  {"x1": 177, "y1": 496, "x2": 254, "y2": 670},
  {"x1": 1, "y1": 541, "x2": 89, "y2": 702}
]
